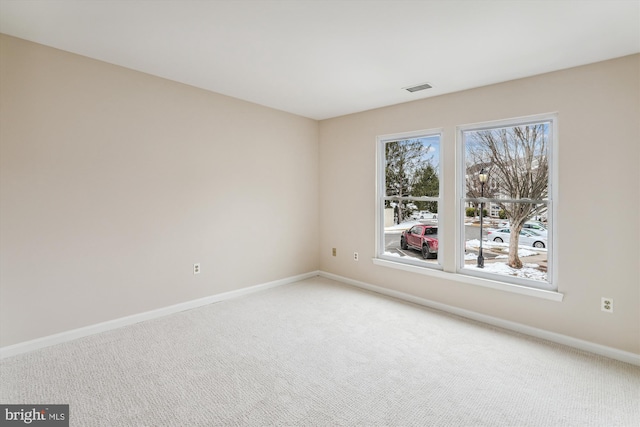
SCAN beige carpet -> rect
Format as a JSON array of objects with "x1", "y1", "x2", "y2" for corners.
[{"x1": 1, "y1": 276, "x2": 639, "y2": 426}]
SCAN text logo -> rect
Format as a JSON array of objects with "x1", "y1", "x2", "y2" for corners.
[{"x1": 1, "y1": 405, "x2": 68, "y2": 426}]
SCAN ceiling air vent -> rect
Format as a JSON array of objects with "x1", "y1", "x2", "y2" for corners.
[{"x1": 404, "y1": 82, "x2": 433, "y2": 93}]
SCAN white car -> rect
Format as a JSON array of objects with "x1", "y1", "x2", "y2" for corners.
[
  {"x1": 498, "y1": 221, "x2": 547, "y2": 236},
  {"x1": 487, "y1": 228, "x2": 547, "y2": 249},
  {"x1": 411, "y1": 210, "x2": 438, "y2": 220}
]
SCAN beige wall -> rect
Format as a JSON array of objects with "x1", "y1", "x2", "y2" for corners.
[
  {"x1": 0, "y1": 35, "x2": 320, "y2": 346},
  {"x1": 319, "y1": 54, "x2": 640, "y2": 354}
]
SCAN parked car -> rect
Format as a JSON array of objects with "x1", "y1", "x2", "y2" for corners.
[
  {"x1": 497, "y1": 220, "x2": 548, "y2": 235},
  {"x1": 487, "y1": 228, "x2": 547, "y2": 248},
  {"x1": 410, "y1": 210, "x2": 438, "y2": 220},
  {"x1": 400, "y1": 224, "x2": 439, "y2": 259}
]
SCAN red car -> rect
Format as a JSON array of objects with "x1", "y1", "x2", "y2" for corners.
[{"x1": 400, "y1": 225, "x2": 439, "y2": 259}]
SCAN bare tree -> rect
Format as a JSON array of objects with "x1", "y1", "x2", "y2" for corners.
[{"x1": 467, "y1": 124, "x2": 549, "y2": 268}]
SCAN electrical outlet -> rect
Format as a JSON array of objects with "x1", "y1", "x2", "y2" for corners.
[
  {"x1": 601, "y1": 297, "x2": 613, "y2": 313},
  {"x1": 354, "y1": 252, "x2": 359, "y2": 261},
  {"x1": 193, "y1": 263, "x2": 201, "y2": 275},
  {"x1": 332, "y1": 248, "x2": 336, "y2": 257}
]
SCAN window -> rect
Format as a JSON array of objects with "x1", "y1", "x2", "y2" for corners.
[
  {"x1": 458, "y1": 114, "x2": 556, "y2": 291},
  {"x1": 374, "y1": 115, "x2": 558, "y2": 299},
  {"x1": 376, "y1": 130, "x2": 442, "y2": 268}
]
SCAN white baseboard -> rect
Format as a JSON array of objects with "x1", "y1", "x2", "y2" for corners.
[
  {"x1": 319, "y1": 271, "x2": 640, "y2": 366},
  {"x1": 0, "y1": 271, "x2": 320, "y2": 359}
]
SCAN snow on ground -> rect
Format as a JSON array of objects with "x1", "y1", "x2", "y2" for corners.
[
  {"x1": 384, "y1": 252, "x2": 404, "y2": 258},
  {"x1": 465, "y1": 262, "x2": 547, "y2": 281},
  {"x1": 465, "y1": 239, "x2": 547, "y2": 280}
]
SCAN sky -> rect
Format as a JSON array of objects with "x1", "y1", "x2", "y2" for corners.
[{"x1": 418, "y1": 135, "x2": 440, "y2": 170}]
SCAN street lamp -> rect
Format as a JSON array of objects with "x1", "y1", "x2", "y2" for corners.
[{"x1": 477, "y1": 168, "x2": 488, "y2": 268}]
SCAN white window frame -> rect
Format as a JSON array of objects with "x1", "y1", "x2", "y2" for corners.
[
  {"x1": 375, "y1": 129, "x2": 444, "y2": 270},
  {"x1": 456, "y1": 113, "x2": 559, "y2": 292},
  {"x1": 373, "y1": 115, "x2": 562, "y2": 302}
]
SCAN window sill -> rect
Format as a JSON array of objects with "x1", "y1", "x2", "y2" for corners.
[{"x1": 372, "y1": 258, "x2": 563, "y2": 301}]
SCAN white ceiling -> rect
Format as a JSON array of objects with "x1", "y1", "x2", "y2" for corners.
[{"x1": 1, "y1": 0, "x2": 639, "y2": 120}]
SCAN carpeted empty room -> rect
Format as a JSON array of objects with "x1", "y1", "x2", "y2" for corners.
[
  {"x1": 2, "y1": 2, "x2": 640, "y2": 426},
  {"x1": 1, "y1": 277, "x2": 639, "y2": 426}
]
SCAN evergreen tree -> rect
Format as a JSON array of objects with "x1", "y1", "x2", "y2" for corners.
[
  {"x1": 412, "y1": 164, "x2": 439, "y2": 213},
  {"x1": 385, "y1": 139, "x2": 437, "y2": 223}
]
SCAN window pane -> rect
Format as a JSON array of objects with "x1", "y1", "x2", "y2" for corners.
[
  {"x1": 461, "y1": 119, "x2": 552, "y2": 287},
  {"x1": 383, "y1": 201, "x2": 439, "y2": 265},
  {"x1": 464, "y1": 122, "x2": 549, "y2": 202},
  {"x1": 385, "y1": 136, "x2": 440, "y2": 204},
  {"x1": 462, "y1": 202, "x2": 549, "y2": 283},
  {"x1": 378, "y1": 130, "x2": 441, "y2": 270}
]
